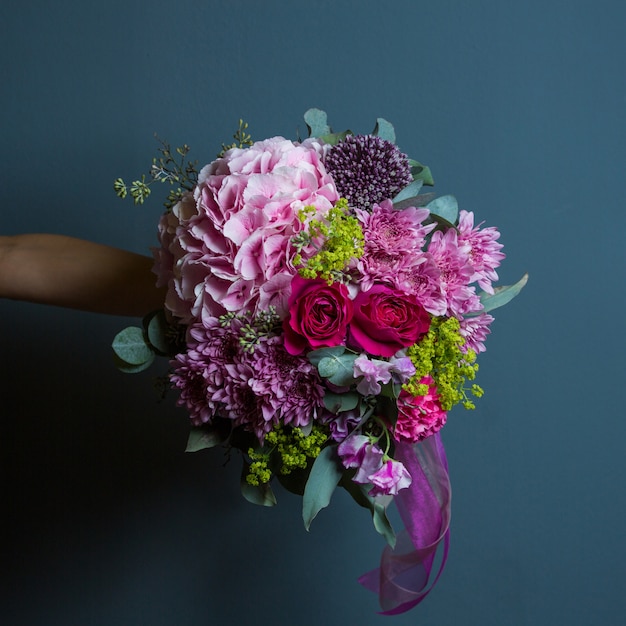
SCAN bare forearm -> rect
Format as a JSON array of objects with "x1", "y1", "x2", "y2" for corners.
[{"x1": 0, "y1": 234, "x2": 165, "y2": 317}]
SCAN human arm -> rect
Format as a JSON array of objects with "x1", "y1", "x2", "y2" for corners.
[{"x1": 0, "y1": 234, "x2": 165, "y2": 317}]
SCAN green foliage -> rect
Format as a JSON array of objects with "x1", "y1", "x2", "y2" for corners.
[
  {"x1": 302, "y1": 444, "x2": 343, "y2": 530},
  {"x1": 372, "y1": 117, "x2": 396, "y2": 143},
  {"x1": 409, "y1": 159, "x2": 434, "y2": 186},
  {"x1": 308, "y1": 346, "x2": 359, "y2": 387},
  {"x1": 185, "y1": 424, "x2": 230, "y2": 452},
  {"x1": 112, "y1": 326, "x2": 154, "y2": 370},
  {"x1": 479, "y1": 273, "x2": 528, "y2": 313},
  {"x1": 304, "y1": 108, "x2": 331, "y2": 138},
  {"x1": 114, "y1": 137, "x2": 199, "y2": 211},
  {"x1": 427, "y1": 195, "x2": 459, "y2": 225},
  {"x1": 218, "y1": 118, "x2": 253, "y2": 157}
]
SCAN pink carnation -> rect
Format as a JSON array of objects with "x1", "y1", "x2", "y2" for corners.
[{"x1": 394, "y1": 378, "x2": 447, "y2": 443}]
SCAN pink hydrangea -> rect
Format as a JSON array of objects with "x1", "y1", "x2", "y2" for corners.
[{"x1": 153, "y1": 137, "x2": 340, "y2": 325}]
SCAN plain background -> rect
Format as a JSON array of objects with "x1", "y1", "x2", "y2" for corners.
[{"x1": 1, "y1": 1, "x2": 625, "y2": 625}]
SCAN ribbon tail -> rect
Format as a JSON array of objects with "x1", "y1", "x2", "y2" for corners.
[{"x1": 359, "y1": 432, "x2": 452, "y2": 614}]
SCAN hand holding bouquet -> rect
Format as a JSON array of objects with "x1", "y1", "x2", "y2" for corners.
[{"x1": 113, "y1": 110, "x2": 526, "y2": 613}]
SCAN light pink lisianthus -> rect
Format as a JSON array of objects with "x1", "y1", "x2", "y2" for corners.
[{"x1": 154, "y1": 137, "x2": 340, "y2": 324}]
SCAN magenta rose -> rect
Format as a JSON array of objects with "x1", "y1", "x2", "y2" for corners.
[
  {"x1": 349, "y1": 285, "x2": 430, "y2": 357},
  {"x1": 283, "y1": 275, "x2": 353, "y2": 355}
]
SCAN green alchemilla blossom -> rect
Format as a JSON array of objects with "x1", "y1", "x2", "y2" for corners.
[{"x1": 404, "y1": 316, "x2": 483, "y2": 411}]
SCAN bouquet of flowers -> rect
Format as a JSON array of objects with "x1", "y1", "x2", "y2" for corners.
[{"x1": 113, "y1": 109, "x2": 526, "y2": 614}]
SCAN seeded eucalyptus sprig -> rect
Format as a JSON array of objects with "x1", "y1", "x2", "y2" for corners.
[
  {"x1": 218, "y1": 118, "x2": 253, "y2": 157},
  {"x1": 114, "y1": 137, "x2": 199, "y2": 210}
]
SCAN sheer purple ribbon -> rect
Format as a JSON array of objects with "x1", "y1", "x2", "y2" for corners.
[{"x1": 359, "y1": 432, "x2": 451, "y2": 614}]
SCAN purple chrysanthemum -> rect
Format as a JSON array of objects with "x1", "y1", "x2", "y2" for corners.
[{"x1": 324, "y1": 135, "x2": 412, "y2": 210}]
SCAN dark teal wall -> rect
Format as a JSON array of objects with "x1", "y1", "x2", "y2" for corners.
[{"x1": 2, "y1": 1, "x2": 625, "y2": 624}]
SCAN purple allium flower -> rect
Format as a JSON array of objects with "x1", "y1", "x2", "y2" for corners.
[{"x1": 324, "y1": 135, "x2": 412, "y2": 210}]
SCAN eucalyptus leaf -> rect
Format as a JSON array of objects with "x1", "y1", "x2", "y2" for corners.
[
  {"x1": 340, "y1": 477, "x2": 396, "y2": 548},
  {"x1": 112, "y1": 326, "x2": 154, "y2": 366},
  {"x1": 427, "y1": 195, "x2": 459, "y2": 224},
  {"x1": 409, "y1": 159, "x2": 434, "y2": 186},
  {"x1": 393, "y1": 192, "x2": 437, "y2": 211},
  {"x1": 303, "y1": 445, "x2": 343, "y2": 530},
  {"x1": 185, "y1": 426, "x2": 228, "y2": 452},
  {"x1": 318, "y1": 353, "x2": 359, "y2": 387},
  {"x1": 323, "y1": 391, "x2": 360, "y2": 414},
  {"x1": 112, "y1": 352, "x2": 154, "y2": 374},
  {"x1": 479, "y1": 273, "x2": 528, "y2": 313},
  {"x1": 304, "y1": 108, "x2": 331, "y2": 138},
  {"x1": 318, "y1": 130, "x2": 351, "y2": 146},
  {"x1": 146, "y1": 309, "x2": 175, "y2": 356},
  {"x1": 372, "y1": 117, "x2": 396, "y2": 143},
  {"x1": 307, "y1": 346, "x2": 346, "y2": 367},
  {"x1": 392, "y1": 179, "x2": 424, "y2": 204},
  {"x1": 372, "y1": 501, "x2": 397, "y2": 548}
]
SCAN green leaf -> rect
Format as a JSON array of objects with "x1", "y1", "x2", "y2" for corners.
[
  {"x1": 307, "y1": 346, "x2": 346, "y2": 367},
  {"x1": 145, "y1": 309, "x2": 175, "y2": 355},
  {"x1": 302, "y1": 445, "x2": 343, "y2": 530},
  {"x1": 427, "y1": 195, "x2": 459, "y2": 224},
  {"x1": 479, "y1": 273, "x2": 528, "y2": 313},
  {"x1": 339, "y1": 477, "x2": 396, "y2": 548},
  {"x1": 240, "y1": 462, "x2": 277, "y2": 507},
  {"x1": 317, "y1": 130, "x2": 351, "y2": 146},
  {"x1": 372, "y1": 117, "x2": 396, "y2": 143},
  {"x1": 304, "y1": 108, "x2": 331, "y2": 138},
  {"x1": 318, "y1": 353, "x2": 358, "y2": 387},
  {"x1": 409, "y1": 159, "x2": 434, "y2": 186},
  {"x1": 393, "y1": 192, "x2": 437, "y2": 211},
  {"x1": 112, "y1": 352, "x2": 154, "y2": 374},
  {"x1": 323, "y1": 391, "x2": 360, "y2": 414},
  {"x1": 393, "y1": 179, "x2": 424, "y2": 204},
  {"x1": 372, "y1": 500, "x2": 397, "y2": 548},
  {"x1": 185, "y1": 425, "x2": 228, "y2": 452},
  {"x1": 112, "y1": 326, "x2": 154, "y2": 365}
]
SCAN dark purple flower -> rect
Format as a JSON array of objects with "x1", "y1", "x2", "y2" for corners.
[{"x1": 324, "y1": 135, "x2": 412, "y2": 210}]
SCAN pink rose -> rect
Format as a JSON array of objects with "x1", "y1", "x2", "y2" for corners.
[
  {"x1": 283, "y1": 275, "x2": 353, "y2": 355},
  {"x1": 349, "y1": 285, "x2": 430, "y2": 357},
  {"x1": 394, "y1": 379, "x2": 447, "y2": 443}
]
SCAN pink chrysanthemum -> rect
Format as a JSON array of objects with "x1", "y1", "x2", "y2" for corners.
[
  {"x1": 394, "y1": 378, "x2": 447, "y2": 443},
  {"x1": 355, "y1": 200, "x2": 434, "y2": 290},
  {"x1": 459, "y1": 312, "x2": 494, "y2": 354},
  {"x1": 457, "y1": 210, "x2": 505, "y2": 294},
  {"x1": 427, "y1": 228, "x2": 481, "y2": 317}
]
